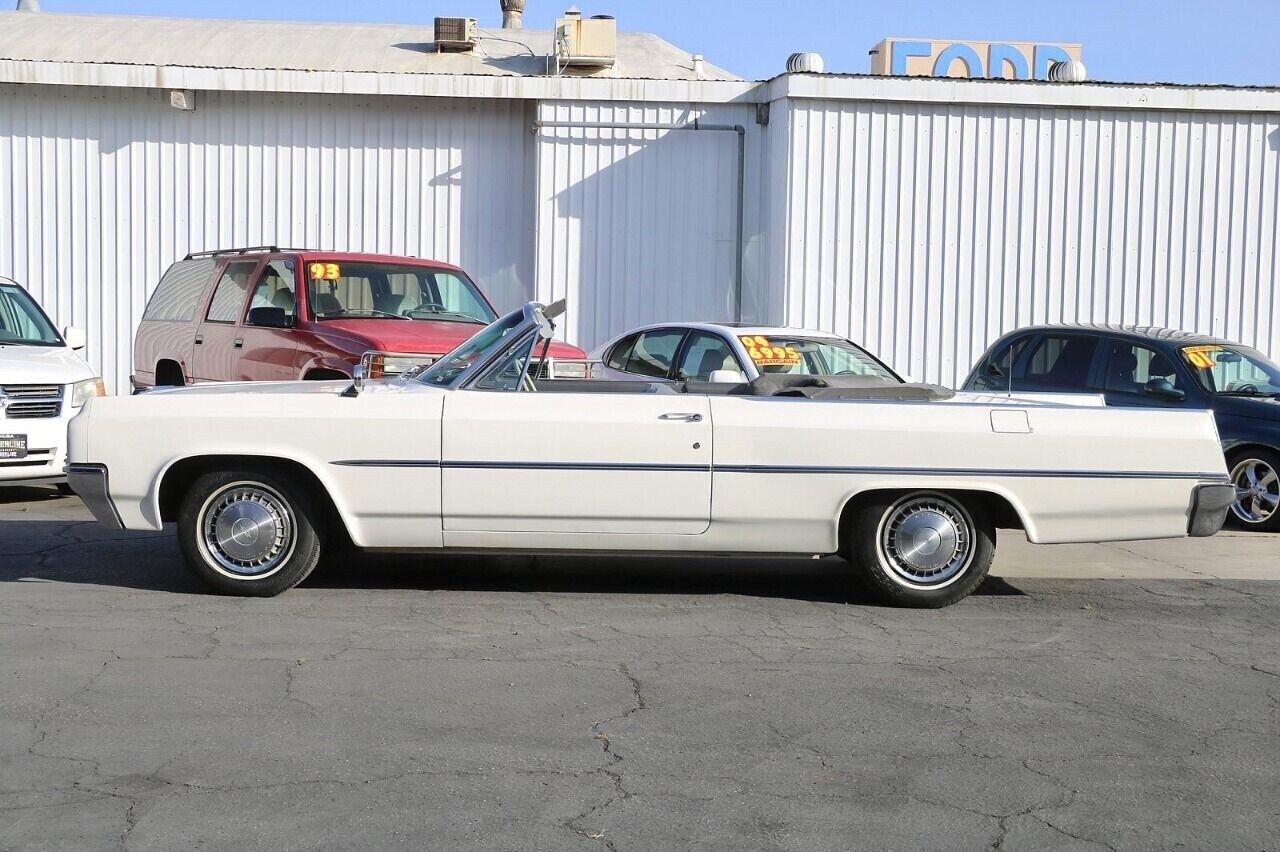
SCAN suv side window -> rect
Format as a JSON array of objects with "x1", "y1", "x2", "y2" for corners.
[
  {"x1": 205, "y1": 261, "x2": 258, "y2": 324},
  {"x1": 246, "y1": 260, "x2": 297, "y2": 324},
  {"x1": 1103, "y1": 340, "x2": 1185, "y2": 395},
  {"x1": 677, "y1": 332, "x2": 744, "y2": 380},
  {"x1": 142, "y1": 259, "x2": 217, "y2": 322},
  {"x1": 1024, "y1": 334, "x2": 1099, "y2": 388},
  {"x1": 624, "y1": 329, "x2": 686, "y2": 379},
  {"x1": 969, "y1": 335, "x2": 1030, "y2": 390}
]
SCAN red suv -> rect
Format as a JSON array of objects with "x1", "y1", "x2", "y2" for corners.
[{"x1": 133, "y1": 247, "x2": 586, "y2": 388}]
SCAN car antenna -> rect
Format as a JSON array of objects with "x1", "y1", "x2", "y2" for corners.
[{"x1": 1006, "y1": 345, "x2": 1014, "y2": 397}]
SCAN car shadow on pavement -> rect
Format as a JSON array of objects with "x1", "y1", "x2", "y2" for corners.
[{"x1": 0, "y1": 517, "x2": 1024, "y2": 603}]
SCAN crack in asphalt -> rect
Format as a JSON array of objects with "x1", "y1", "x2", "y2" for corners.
[{"x1": 564, "y1": 664, "x2": 646, "y2": 852}]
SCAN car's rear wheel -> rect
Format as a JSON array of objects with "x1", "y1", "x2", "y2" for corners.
[
  {"x1": 1227, "y1": 448, "x2": 1280, "y2": 532},
  {"x1": 847, "y1": 491, "x2": 994, "y2": 607},
  {"x1": 177, "y1": 470, "x2": 322, "y2": 596}
]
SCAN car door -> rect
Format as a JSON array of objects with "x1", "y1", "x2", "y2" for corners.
[
  {"x1": 1098, "y1": 337, "x2": 1196, "y2": 410},
  {"x1": 441, "y1": 336, "x2": 712, "y2": 538},
  {"x1": 234, "y1": 258, "x2": 301, "y2": 381},
  {"x1": 190, "y1": 259, "x2": 261, "y2": 382}
]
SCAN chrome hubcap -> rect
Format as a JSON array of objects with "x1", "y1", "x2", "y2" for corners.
[
  {"x1": 200, "y1": 484, "x2": 295, "y2": 577},
  {"x1": 880, "y1": 496, "x2": 973, "y2": 587},
  {"x1": 1230, "y1": 458, "x2": 1280, "y2": 524}
]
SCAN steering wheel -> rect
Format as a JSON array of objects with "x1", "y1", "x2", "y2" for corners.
[
  {"x1": 416, "y1": 301, "x2": 447, "y2": 313},
  {"x1": 835, "y1": 370, "x2": 858, "y2": 376},
  {"x1": 1235, "y1": 383, "x2": 1260, "y2": 394}
]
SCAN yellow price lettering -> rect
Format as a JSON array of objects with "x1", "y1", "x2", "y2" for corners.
[{"x1": 308, "y1": 262, "x2": 341, "y2": 281}]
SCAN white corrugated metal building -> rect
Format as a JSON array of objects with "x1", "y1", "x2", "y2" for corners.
[{"x1": 1, "y1": 9, "x2": 1278, "y2": 392}]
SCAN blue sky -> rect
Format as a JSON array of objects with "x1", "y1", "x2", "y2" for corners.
[{"x1": 34, "y1": 0, "x2": 1280, "y2": 85}]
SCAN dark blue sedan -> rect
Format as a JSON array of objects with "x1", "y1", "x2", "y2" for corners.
[{"x1": 963, "y1": 325, "x2": 1280, "y2": 532}]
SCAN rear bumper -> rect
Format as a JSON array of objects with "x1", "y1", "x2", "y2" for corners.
[
  {"x1": 67, "y1": 463, "x2": 124, "y2": 529},
  {"x1": 1188, "y1": 483, "x2": 1236, "y2": 537}
]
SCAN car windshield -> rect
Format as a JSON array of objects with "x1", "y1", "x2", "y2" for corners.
[
  {"x1": 1180, "y1": 344, "x2": 1280, "y2": 396},
  {"x1": 416, "y1": 307, "x2": 529, "y2": 387},
  {"x1": 305, "y1": 261, "x2": 497, "y2": 324},
  {"x1": 737, "y1": 334, "x2": 901, "y2": 381},
  {"x1": 0, "y1": 284, "x2": 61, "y2": 347}
]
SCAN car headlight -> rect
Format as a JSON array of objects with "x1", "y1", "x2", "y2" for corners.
[
  {"x1": 70, "y1": 377, "x2": 106, "y2": 407},
  {"x1": 365, "y1": 353, "x2": 437, "y2": 379}
]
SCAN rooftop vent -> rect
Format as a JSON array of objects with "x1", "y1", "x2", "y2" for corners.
[
  {"x1": 434, "y1": 17, "x2": 478, "y2": 51},
  {"x1": 787, "y1": 52, "x2": 826, "y2": 73},
  {"x1": 555, "y1": 8, "x2": 617, "y2": 71},
  {"x1": 1048, "y1": 59, "x2": 1088, "y2": 82},
  {"x1": 500, "y1": 0, "x2": 525, "y2": 29}
]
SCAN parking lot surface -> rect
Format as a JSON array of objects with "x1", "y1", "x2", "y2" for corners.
[{"x1": 2, "y1": 488, "x2": 1278, "y2": 851}]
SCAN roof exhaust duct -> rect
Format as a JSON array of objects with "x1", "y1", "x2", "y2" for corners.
[
  {"x1": 15, "y1": 0, "x2": 41, "y2": 11},
  {"x1": 501, "y1": 0, "x2": 525, "y2": 29}
]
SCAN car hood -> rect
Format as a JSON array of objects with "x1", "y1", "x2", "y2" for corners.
[
  {"x1": 313, "y1": 318, "x2": 587, "y2": 358},
  {"x1": 0, "y1": 344, "x2": 94, "y2": 384},
  {"x1": 1213, "y1": 394, "x2": 1280, "y2": 423}
]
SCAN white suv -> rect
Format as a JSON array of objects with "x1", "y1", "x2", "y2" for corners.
[{"x1": 0, "y1": 278, "x2": 102, "y2": 491}]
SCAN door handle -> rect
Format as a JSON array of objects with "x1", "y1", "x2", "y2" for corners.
[
  {"x1": 233, "y1": 338, "x2": 244, "y2": 349},
  {"x1": 658, "y1": 412, "x2": 703, "y2": 422},
  {"x1": 194, "y1": 335, "x2": 203, "y2": 345}
]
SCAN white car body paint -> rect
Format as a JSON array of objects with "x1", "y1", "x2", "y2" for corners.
[{"x1": 69, "y1": 375, "x2": 1229, "y2": 553}]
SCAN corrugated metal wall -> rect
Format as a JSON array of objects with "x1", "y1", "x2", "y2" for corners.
[
  {"x1": 534, "y1": 101, "x2": 770, "y2": 351},
  {"x1": 782, "y1": 100, "x2": 1280, "y2": 386},
  {"x1": 0, "y1": 84, "x2": 534, "y2": 392}
]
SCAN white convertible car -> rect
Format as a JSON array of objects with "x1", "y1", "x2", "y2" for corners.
[{"x1": 68, "y1": 302, "x2": 1235, "y2": 607}]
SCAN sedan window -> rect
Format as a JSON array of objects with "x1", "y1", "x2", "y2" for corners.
[
  {"x1": 624, "y1": 330, "x2": 685, "y2": 379},
  {"x1": 677, "y1": 333, "x2": 743, "y2": 380}
]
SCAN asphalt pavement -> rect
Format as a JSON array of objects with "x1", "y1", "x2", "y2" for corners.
[{"x1": 1, "y1": 487, "x2": 1277, "y2": 851}]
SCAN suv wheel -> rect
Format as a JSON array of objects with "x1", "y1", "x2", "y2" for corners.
[
  {"x1": 178, "y1": 470, "x2": 323, "y2": 596},
  {"x1": 1228, "y1": 449, "x2": 1280, "y2": 532}
]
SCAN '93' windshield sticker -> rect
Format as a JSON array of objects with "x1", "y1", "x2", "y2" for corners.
[
  {"x1": 1181, "y1": 345, "x2": 1223, "y2": 369},
  {"x1": 739, "y1": 336, "x2": 801, "y2": 367},
  {"x1": 308, "y1": 262, "x2": 341, "y2": 281}
]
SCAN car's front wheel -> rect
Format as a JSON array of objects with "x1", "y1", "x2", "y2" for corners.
[
  {"x1": 847, "y1": 491, "x2": 995, "y2": 607},
  {"x1": 177, "y1": 470, "x2": 322, "y2": 596},
  {"x1": 1228, "y1": 448, "x2": 1280, "y2": 532}
]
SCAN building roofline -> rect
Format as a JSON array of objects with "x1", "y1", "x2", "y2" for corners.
[{"x1": 769, "y1": 72, "x2": 1280, "y2": 113}]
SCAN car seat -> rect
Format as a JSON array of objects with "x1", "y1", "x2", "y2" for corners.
[
  {"x1": 1108, "y1": 350, "x2": 1139, "y2": 391},
  {"x1": 271, "y1": 288, "x2": 296, "y2": 314},
  {"x1": 312, "y1": 292, "x2": 343, "y2": 316},
  {"x1": 694, "y1": 348, "x2": 735, "y2": 380},
  {"x1": 374, "y1": 293, "x2": 407, "y2": 316}
]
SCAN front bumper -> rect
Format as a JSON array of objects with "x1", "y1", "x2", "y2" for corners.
[
  {"x1": 0, "y1": 414, "x2": 70, "y2": 484},
  {"x1": 1188, "y1": 483, "x2": 1237, "y2": 537},
  {"x1": 67, "y1": 463, "x2": 123, "y2": 529}
]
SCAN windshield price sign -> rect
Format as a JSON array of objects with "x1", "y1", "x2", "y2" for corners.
[
  {"x1": 1181, "y1": 345, "x2": 1224, "y2": 369},
  {"x1": 740, "y1": 336, "x2": 802, "y2": 367},
  {"x1": 308, "y1": 262, "x2": 342, "y2": 281}
]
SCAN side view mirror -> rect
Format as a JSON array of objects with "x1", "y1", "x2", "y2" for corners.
[
  {"x1": 708, "y1": 369, "x2": 745, "y2": 384},
  {"x1": 247, "y1": 306, "x2": 290, "y2": 329},
  {"x1": 1144, "y1": 377, "x2": 1186, "y2": 401},
  {"x1": 63, "y1": 326, "x2": 86, "y2": 350}
]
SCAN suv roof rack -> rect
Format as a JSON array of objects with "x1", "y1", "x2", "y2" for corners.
[{"x1": 184, "y1": 246, "x2": 303, "y2": 260}]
